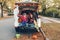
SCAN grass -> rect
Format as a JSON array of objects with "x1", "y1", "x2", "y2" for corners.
[{"x1": 42, "y1": 23, "x2": 60, "y2": 40}]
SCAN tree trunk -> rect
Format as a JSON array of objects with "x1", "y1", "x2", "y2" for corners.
[{"x1": 1, "y1": 3, "x2": 3, "y2": 17}]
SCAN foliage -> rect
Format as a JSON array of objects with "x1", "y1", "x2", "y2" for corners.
[
  {"x1": 45, "y1": 7, "x2": 60, "y2": 18},
  {"x1": 39, "y1": 0, "x2": 60, "y2": 18}
]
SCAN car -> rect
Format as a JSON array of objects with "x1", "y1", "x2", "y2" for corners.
[{"x1": 14, "y1": 2, "x2": 41, "y2": 34}]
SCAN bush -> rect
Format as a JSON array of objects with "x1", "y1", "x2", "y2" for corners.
[
  {"x1": 58, "y1": 10, "x2": 60, "y2": 18},
  {"x1": 45, "y1": 8, "x2": 59, "y2": 17}
]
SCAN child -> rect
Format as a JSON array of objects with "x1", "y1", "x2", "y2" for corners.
[{"x1": 21, "y1": 13, "x2": 27, "y2": 26}]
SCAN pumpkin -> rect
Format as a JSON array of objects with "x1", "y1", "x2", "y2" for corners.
[
  {"x1": 32, "y1": 35, "x2": 38, "y2": 39},
  {"x1": 18, "y1": 18, "x2": 22, "y2": 23}
]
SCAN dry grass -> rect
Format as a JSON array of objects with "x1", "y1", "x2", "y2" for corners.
[{"x1": 42, "y1": 23, "x2": 60, "y2": 40}]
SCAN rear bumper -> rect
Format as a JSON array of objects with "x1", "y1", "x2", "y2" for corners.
[{"x1": 15, "y1": 26, "x2": 38, "y2": 34}]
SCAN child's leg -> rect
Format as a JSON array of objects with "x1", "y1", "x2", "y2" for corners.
[
  {"x1": 15, "y1": 27, "x2": 21, "y2": 38},
  {"x1": 22, "y1": 21, "x2": 26, "y2": 26},
  {"x1": 15, "y1": 27, "x2": 20, "y2": 34}
]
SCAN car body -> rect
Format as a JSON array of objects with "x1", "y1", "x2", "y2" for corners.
[{"x1": 15, "y1": 2, "x2": 40, "y2": 31}]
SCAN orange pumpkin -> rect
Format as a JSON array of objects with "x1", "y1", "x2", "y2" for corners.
[
  {"x1": 32, "y1": 35, "x2": 38, "y2": 39},
  {"x1": 18, "y1": 18, "x2": 22, "y2": 23}
]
